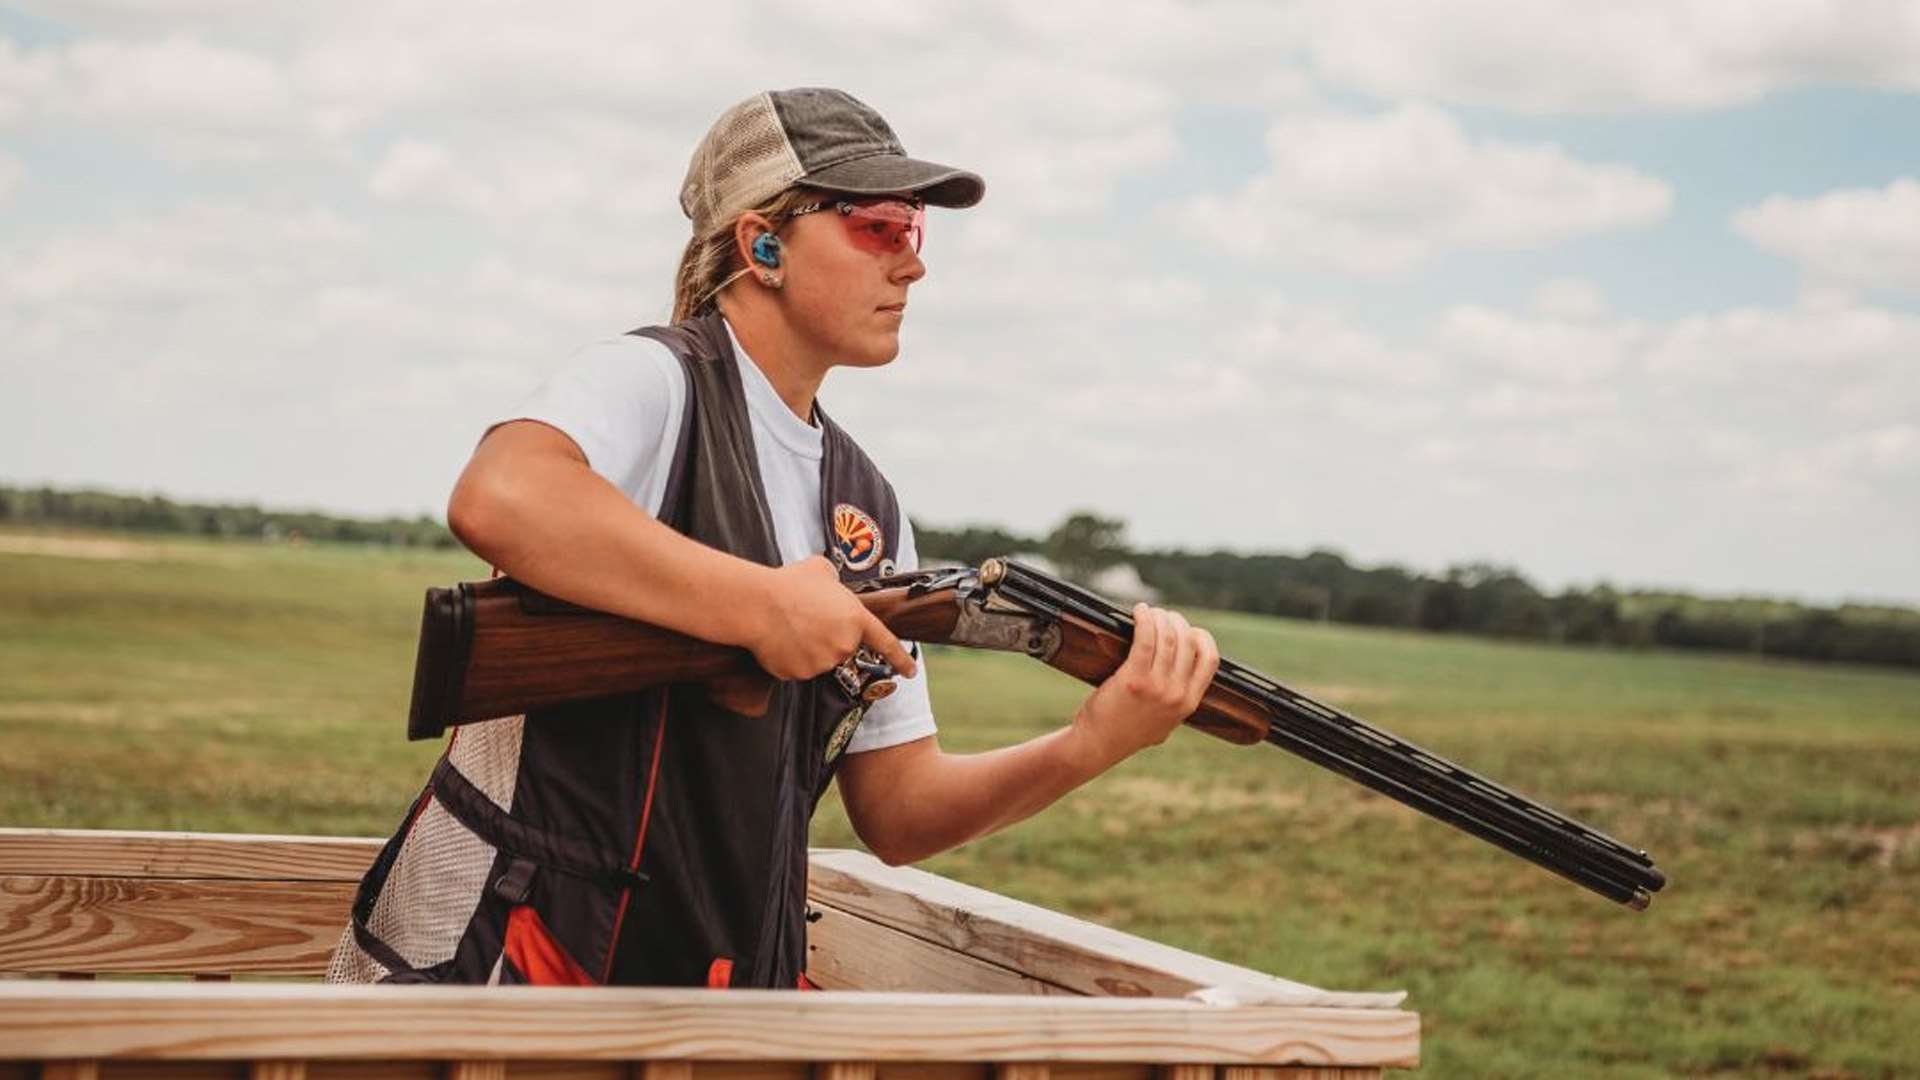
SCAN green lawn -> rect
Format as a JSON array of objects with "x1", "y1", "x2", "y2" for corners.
[{"x1": 2, "y1": 528, "x2": 1916, "y2": 1078}]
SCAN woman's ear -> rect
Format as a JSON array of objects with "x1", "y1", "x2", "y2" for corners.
[{"x1": 733, "y1": 213, "x2": 774, "y2": 272}]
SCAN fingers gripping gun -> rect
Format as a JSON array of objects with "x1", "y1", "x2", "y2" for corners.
[{"x1": 408, "y1": 558, "x2": 1667, "y2": 910}]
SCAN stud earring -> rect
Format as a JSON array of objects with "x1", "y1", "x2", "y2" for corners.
[{"x1": 761, "y1": 273, "x2": 782, "y2": 289}]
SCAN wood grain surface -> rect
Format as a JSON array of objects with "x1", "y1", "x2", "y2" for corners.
[
  {"x1": 0, "y1": 1066, "x2": 1381, "y2": 1080},
  {"x1": 805, "y1": 851, "x2": 1404, "y2": 1009},
  {"x1": 804, "y1": 901, "x2": 1073, "y2": 996},
  {"x1": 0, "y1": 876, "x2": 353, "y2": 975},
  {"x1": 0, "y1": 829, "x2": 381, "y2": 882},
  {"x1": 0, "y1": 983, "x2": 1420, "y2": 1068},
  {"x1": 0, "y1": 831, "x2": 1400, "y2": 1011}
]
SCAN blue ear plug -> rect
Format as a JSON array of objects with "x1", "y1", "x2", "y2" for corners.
[{"x1": 751, "y1": 233, "x2": 783, "y2": 267}]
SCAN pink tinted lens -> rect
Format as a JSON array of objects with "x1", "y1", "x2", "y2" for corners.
[{"x1": 842, "y1": 200, "x2": 925, "y2": 254}]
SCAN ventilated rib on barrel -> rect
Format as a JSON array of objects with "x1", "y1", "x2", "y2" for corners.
[{"x1": 983, "y1": 559, "x2": 1666, "y2": 910}]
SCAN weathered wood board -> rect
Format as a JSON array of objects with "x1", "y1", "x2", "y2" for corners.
[{"x1": 0, "y1": 982, "x2": 1420, "y2": 1068}]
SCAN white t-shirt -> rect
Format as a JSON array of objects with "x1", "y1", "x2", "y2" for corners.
[{"x1": 502, "y1": 320, "x2": 936, "y2": 754}]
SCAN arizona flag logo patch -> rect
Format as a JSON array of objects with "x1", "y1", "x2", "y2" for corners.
[{"x1": 832, "y1": 503, "x2": 883, "y2": 571}]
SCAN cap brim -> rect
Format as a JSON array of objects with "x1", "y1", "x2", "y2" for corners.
[{"x1": 802, "y1": 153, "x2": 985, "y2": 208}]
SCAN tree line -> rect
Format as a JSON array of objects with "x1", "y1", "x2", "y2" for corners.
[
  {"x1": 0, "y1": 485, "x2": 458, "y2": 549},
  {"x1": 916, "y1": 512, "x2": 1920, "y2": 672},
  {"x1": 5, "y1": 486, "x2": 1914, "y2": 671}
]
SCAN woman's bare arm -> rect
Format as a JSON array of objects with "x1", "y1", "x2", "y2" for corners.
[
  {"x1": 835, "y1": 606, "x2": 1216, "y2": 864},
  {"x1": 447, "y1": 419, "x2": 914, "y2": 680}
]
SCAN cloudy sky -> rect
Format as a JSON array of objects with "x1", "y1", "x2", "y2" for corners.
[{"x1": 4, "y1": 1, "x2": 1918, "y2": 604}]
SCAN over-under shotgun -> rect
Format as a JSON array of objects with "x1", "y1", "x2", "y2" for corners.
[{"x1": 408, "y1": 558, "x2": 1668, "y2": 910}]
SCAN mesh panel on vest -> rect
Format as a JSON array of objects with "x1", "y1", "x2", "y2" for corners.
[
  {"x1": 449, "y1": 714, "x2": 524, "y2": 810},
  {"x1": 323, "y1": 924, "x2": 389, "y2": 984},
  {"x1": 682, "y1": 92, "x2": 803, "y2": 232},
  {"x1": 363, "y1": 798, "x2": 495, "y2": 969}
]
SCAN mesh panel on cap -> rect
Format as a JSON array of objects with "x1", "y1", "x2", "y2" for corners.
[{"x1": 683, "y1": 92, "x2": 804, "y2": 232}]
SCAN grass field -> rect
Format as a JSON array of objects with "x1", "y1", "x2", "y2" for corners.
[{"x1": 2, "y1": 527, "x2": 1916, "y2": 1078}]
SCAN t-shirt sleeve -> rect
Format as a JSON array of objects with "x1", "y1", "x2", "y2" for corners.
[
  {"x1": 495, "y1": 336, "x2": 687, "y2": 516},
  {"x1": 844, "y1": 514, "x2": 938, "y2": 754}
]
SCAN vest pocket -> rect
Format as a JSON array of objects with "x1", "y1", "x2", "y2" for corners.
[{"x1": 502, "y1": 904, "x2": 599, "y2": 986}]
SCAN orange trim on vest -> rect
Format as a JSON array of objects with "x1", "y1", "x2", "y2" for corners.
[
  {"x1": 706, "y1": 957, "x2": 734, "y2": 988},
  {"x1": 503, "y1": 904, "x2": 597, "y2": 986},
  {"x1": 601, "y1": 693, "x2": 672, "y2": 983}
]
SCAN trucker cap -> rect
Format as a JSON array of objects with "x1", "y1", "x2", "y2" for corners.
[{"x1": 680, "y1": 87, "x2": 985, "y2": 235}]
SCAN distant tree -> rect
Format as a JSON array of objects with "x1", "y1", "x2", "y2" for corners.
[
  {"x1": 1044, "y1": 511, "x2": 1128, "y2": 583},
  {"x1": 912, "y1": 521, "x2": 1034, "y2": 566}
]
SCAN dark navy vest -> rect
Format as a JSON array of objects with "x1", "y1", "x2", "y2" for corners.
[{"x1": 341, "y1": 313, "x2": 905, "y2": 988}]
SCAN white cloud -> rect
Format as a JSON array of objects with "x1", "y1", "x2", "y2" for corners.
[
  {"x1": 0, "y1": 151, "x2": 22, "y2": 202},
  {"x1": 366, "y1": 139, "x2": 600, "y2": 218},
  {"x1": 1299, "y1": 0, "x2": 1920, "y2": 113},
  {"x1": 1738, "y1": 424, "x2": 1920, "y2": 497},
  {"x1": 1644, "y1": 292, "x2": 1920, "y2": 381},
  {"x1": 4, "y1": 34, "x2": 297, "y2": 160},
  {"x1": 0, "y1": 203, "x2": 367, "y2": 307},
  {"x1": 1732, "y1": 178, "x2": 1920, "y2": 294},
  {"x1": 0, "y1": 37, "x2": 56, "y2": 126},
  {"x1": 1530, "y1": 278, "x2": 1611, "y2": 321},
  {"x1": 1171, "y1": 103, "x2": 1672, "y2": 273},
  {"x1": 1434, "y1": 304, "x2": 1645, "y2": 384}
]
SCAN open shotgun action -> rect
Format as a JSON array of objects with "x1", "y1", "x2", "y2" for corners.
[{"x1": 408, "y1": 558, "x2": 1668, "y2": 911}]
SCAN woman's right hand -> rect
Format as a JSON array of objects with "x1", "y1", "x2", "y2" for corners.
[{"x1": 745, "y1": 556, "x2": 918, "y2": 681}]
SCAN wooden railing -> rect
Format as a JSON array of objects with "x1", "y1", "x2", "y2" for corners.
[{"x1": 0, "y1": 828, "x2": 1420, "y2": 1078}]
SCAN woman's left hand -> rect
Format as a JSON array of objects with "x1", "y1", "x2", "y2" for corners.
[{"x1": 1070, "y1": 604, "x2": 1220, "y2": 765}]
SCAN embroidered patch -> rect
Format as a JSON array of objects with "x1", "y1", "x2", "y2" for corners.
[
  {"x1": 832, "y1": 503, "x2": 883, "y2": 571},
  {"x1": 823, "y1": 706, "x2": 865, "y2": 766}
]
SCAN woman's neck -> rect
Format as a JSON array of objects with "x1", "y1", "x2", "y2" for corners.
[{"x1": 718, "y1": 297, "x2": 828, "y2": 424}]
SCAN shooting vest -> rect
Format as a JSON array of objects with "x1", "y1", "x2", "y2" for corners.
[{"x1": 327, "y1": 312, "x2": 904, "y2": 988}]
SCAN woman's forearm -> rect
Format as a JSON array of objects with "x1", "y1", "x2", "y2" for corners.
[
  {"x1": 447, "y1": 420, "x2": 916, "y2": 680},
  {"x1": 839, "y1": 607, "x2": 1220, "y2": 865},
  {"x1": 837, "y1": 714, "x2": 1129, "y2": 865},
  {"x1": 447, "y1": 420, "x2": 774, "y2": 648}
]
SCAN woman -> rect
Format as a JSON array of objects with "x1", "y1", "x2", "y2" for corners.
[{"x1": 327, "y1": 88, "x2": 1219, "y2": 989}]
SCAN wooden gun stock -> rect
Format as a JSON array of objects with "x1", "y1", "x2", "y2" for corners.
[
  {"x1": 406, "y1": 574, "x2": 1265, "y2": 745},
  {"x1": 407, "y1": 576, "x2": 967, "y2": 741}
]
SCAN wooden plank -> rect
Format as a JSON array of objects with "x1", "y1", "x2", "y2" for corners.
[
  {"x1": 500, "y1": 1064, "x2": 627, "y2": 1080},
  {"x1": 637, "y1": 1064, "x2": 692, "y2": 1080},
  {"x1": 0, "y1": 983, "x2": 1420, "y2": 1068},
  {"x1": 0, "y1": 830, "x2": 380, "y2": 882},
  {"x1": 806, "y1": 851, "x2": 1403, "y2": 1009},
  {"x1": 1221, "y1": 1071, "x2": 1380, "y2": 1080},
  {"x1": 97, "y1": 1060, "x2": 249, "y2": 1068},
  {"x1": 39, "y1": 1064, "x2": 98, "y2": 1080},
  {"x1": 1156, "y1": 1067, "x2": 1211, "y2": 1080},
  {"x1": 249, "y1": 1063, "x2": 307, "y2": 1080},
  {"x1": 1049, "y1": 1067, "x2": 1144, "y2": 1080},
  {"x1": 307, "y1": 1064, "x2": 438, "y2": 1080},
  {"x1": 873, "y1": 1066, "x2": 984, "y2": 1080},
  {"x1": 993, "y1": 1066, "x2": 1047, "y2": 1080},
  {"x1": 694, "y1": 1066, "x2": 806, "y2": 1080},
  {"x1": 804, "y1": 902, "x2": 1074, "y2": 996},
  {"x1": 813, "y1": 1066, "x2": 873, "y2": 1080},
  {"x1": 0, "y1": 877, "x2": 353, "y2": 976},
  {"x1": 448, "y1": 1064, "x2": 506, "y2": 1080}
]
